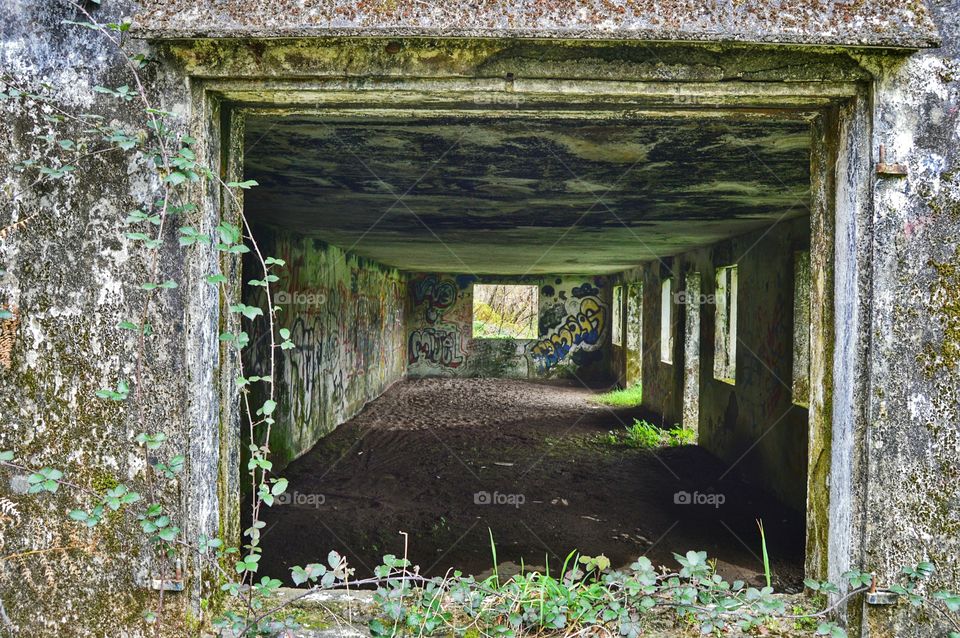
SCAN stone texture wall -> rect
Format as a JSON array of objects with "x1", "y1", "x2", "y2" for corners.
[
  {"x1": 861, "y1": 1, "x2": 960, "y2": 634},
  {"x1": 406, "y1": 274, "x2": 610, "y2": 381},
  {"x1": 243, "y1": 228, "x2": 406, "y2": 472},
  {"x1": 0, "y1": 2, "x2": 196, "y2": 635},
  {"x1": 3, "y1": 0, "x2": 960, "y2": 635},
  {"x1": 615, "y1": 217, "x2": 811, "y2": 512}
]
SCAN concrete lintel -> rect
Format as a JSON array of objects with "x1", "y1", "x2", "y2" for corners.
[
  {"x1": 201, "y1": 78, "x2": 864, "y2": 115},
  {"x1": 134, "y1": 0, "x2": 940, "y2": 50}
]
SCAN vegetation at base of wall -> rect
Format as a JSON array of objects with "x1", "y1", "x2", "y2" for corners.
[
  {"x1": 590, "y1": 384, "x2": 643, "y2": 407},
  {"x1": 598, "y1": 419, "x2": 695, "y2": 449},
  {"x1": 253, "y1": 541, "x2": 960, "y2": 638}
]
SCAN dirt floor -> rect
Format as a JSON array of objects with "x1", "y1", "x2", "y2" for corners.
[{"x1": 255, "y1": 378, "x2": 805, "y2": 591}]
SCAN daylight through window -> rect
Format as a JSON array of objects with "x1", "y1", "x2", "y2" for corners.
[{"x1": 472, "y1": 284, "x2": 539, "y2": 339}]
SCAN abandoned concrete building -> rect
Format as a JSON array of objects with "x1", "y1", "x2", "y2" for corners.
[{"x1": 2, "y1": 1, "x2": 960, "y2": 637}]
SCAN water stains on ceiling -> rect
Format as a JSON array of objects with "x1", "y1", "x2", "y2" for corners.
[{"x1": 244, "y1": 115, "x2": 811, "y2": 274}]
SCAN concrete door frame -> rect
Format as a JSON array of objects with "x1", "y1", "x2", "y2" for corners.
[{"x1": 183, "y1": 70, "x2": 873, "y2": 606}]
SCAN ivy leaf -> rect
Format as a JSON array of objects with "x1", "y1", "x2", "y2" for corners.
[
  {"x1": 259, "y1": 400, "x2": 277, "y2": 417},
  {"x1": 165, "y1": 171, "x2": 188, "y2": 186},
  {"x1": 271, "y1": 478, "x2": 288, "y2": 496},
  {"x1": 226, "y1": 179, "x2": 258, "y2": 189}
]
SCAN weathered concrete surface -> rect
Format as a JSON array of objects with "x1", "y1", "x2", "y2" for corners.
[
  {"x1": 3, "y1": 1, "x2": 960, "y2": 635},
  {"x1": 859, "y1": 1, "x2": 960, "y2": 635},
  {"x1": 0, "y1": 1, "x2": 199, "y2": 635},
  {"x1": 406, "y1": 274, "x2": 610, "y2": 380},
  {"x1": 134, "y1": 0, "x2": 941, "y2": 49},
  {"x1": 243, "y1": 228, "x2": 407, "y2": 471}
]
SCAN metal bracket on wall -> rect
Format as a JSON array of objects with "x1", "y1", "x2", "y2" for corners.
[
  {"x1": 876, "y1": 145, "x2": 908, "y2": 177},
  {"x1": 865, "y1": 590, "x2": 900, "y2": 606},
  {"x1": 147, "y1": 559, "x2": 184, "y2": 592}
]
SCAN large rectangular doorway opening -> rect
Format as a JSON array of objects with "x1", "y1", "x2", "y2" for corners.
[{"x1": 228, "y1": 100, "x2": 828, "y2": 593}]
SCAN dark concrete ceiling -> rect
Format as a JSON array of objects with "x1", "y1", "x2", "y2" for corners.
[{"x1": 244, "y1": 114, "x2": 811, "y2": 275}]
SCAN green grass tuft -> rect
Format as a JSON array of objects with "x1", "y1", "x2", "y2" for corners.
[
  {"x1": 598, "y1": 419, "x2": 695, "y2": 449},
  {"x1": 590, "y1": 384, "x2": 643, "y2": 407}
]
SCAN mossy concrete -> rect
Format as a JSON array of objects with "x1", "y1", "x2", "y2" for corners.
[{"x1": 2, "y1": 2, "x2": 960, "y2": 636}]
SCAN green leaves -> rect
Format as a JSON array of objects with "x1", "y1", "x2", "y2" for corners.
[
  {"x1": 247, "y1": 274, "x2": 279, "y2": 287},
  {"x1": 135, "y1": 432, "x2": 167, "y2": 450},
  {"x1": 198, "y1": 534, "x2": 223, "y2": 553},
  {"x1": 226, "y1": 179, "x2": 259, "y2": 189},
  {"x1": 125, "y1": 232, "x2": 162, "y2": 249},
  {"x1": 228, "y1": 304, "x2": 263, "y2": 321},
  {"x1": 0, "y1": 309, "x2": 13, "y2": 320},
  {"x1": 94, "y1": 85, "x2": 134, "y2": 101},
  {"x1": 125, "y1": 209, "x2": 161, "y2": 226},
  {"x1": 803, "y1": 577, "x2": 839, "y2": 594},
  {"x1": 138, "y1": 505, "x2": 179, "y2": 543},
  {"x1": 291, "y1": 562, "x2": 330, "y2": 586},
  {"x1": 140, "y1": 280, "x2": 177, "y2": 291},
  {"x1": 154, "y1": 454, "x2": 184, "y2": 479},
  {"x1": 96, "y1": 380, "x2": 130, "y2": 401},
  {"x1": 178, "y1": 226, "x2": 211, "y2": 247},
  {"x1": 816, "y1": 622, "x2": 847, "y2": 638},
  {"x1": 219, "y1": 331, "x2": 250, "y2": 349},
  {"x1": 118, "y1": 320, "x2": 152, "y2": 335},
  {"x1": 0, "y1": 450, "x2": 13, "y2": 463},
  {"x1": 258, "y1": 399, "x2": 277, "y2": 417},
  {"x1": 215, "y1": 222, "x2": 249, "y2": 254},
  {"x1": 235, "y1": 553, "x2": 261, "y2": 574},
  {"x1": 39, "y1": 164, "x2": 76, "y2": 179},
  {"x1": 934, "y1": 590, "x2": 960, "y2": 612},
  {"x1": 841, "y1": 569, "x2": 873, "y2": 589},
  {"x1": 103, "y1": 484, "x2": 141, "y2": 510},
  {"x1": 279, "y1": 328, "x2": 295, "y2": 350},
  {"x1": 27, "y1": 467, "x2": 62, "y2": 493}
]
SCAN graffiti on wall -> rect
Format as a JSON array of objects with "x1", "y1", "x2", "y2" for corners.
[
  {"x1": 412, "y1": 275, "x2": 458, "y2": 324},
  {"x1": 408, "y1": 327, "x2": 465, "y2": 368},
  {"x1": 407, "y1": 274, "x2": 469, "y2": 371},
  {"x1": 529, "y1": 297, "x2": 607, "y2": 372},
  {"x1": 243, "y1": 231, "x2": 406, "y2": 468},
  {"x1": 406, "y1": 273, "x2": 610, "y2": 378}
]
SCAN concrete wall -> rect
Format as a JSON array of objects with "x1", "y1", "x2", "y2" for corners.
[
  {"x1": 862, "y1": 1, "x2": 960, "y2": 634},
  {"x1": 0, "y1": 2, "x2": 202, "y2": 635},
  {"x1": 244, "y1": 227, "x2": 406, "y2": 471},
  {"x1": 4, "y1": 2, "x2": 960, "y2": 634},
  {"x1": 614, "y1": 217, "x2": 810, "y2": 511},
  {"x1": 407, "y1": 274, "x2": 610, "y2": 381}
]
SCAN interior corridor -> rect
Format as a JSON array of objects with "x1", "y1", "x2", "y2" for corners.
[{"x1": 255, "y1": 378, "x2": 805, "y2": 590}]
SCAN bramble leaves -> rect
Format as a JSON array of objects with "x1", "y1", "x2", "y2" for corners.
[
  {"x1": 27, "y1": 467, "x2": 62, "y2": 493},
  {"x1": 96, "y1": 380, "x2": 130, "y2": 401},
  {"x1": 135, "y1": 432, "x2": 167, "y2": 450}
]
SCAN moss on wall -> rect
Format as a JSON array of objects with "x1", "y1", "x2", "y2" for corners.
[{"x1": 242, "y1": 227, "x2": 407, "y2": 472}]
